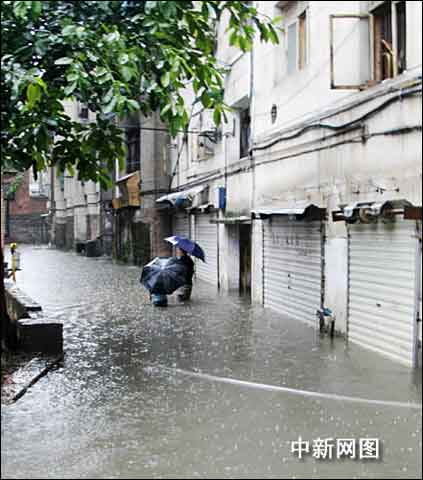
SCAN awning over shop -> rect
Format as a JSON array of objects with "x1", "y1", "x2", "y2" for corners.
[
  {"x1": 188, "y1": 202, "x2": 215, "y2": 214},
  {"x1": 156, "y1": 185, "x2": 207, "y2": 208},
  {"x1": 210, "y1": 216, "x2": 251, "y2": 224},
  {"x1": 113, "y1": 171, "x2": 140, "y2": 209},
  {"x1": 252, "y1": 202, "x2": 326, "y2": 220},
  {"x1": 332, "y1": 199, "x2": 421, "y2": 223}
]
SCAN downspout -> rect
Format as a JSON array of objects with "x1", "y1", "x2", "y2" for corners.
[{"x1": 249, "y1": 9, "x2": 255, "y2": 212}]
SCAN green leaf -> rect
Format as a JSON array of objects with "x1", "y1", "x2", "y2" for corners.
[
  {"x1": 161, "y1": 71, "x2": 170, "y2": 88},
  {"x1": 104, "y1": 31, "x2": 120, "y2": 43},
  {"x1": 160, "y1": 103, "x2": 172, "y2": 116},
  {"x1": 64, "y1": 82, "x2": 77, "y2": 96},
  {"x1": 213, "y1": 107, "x2": 222, "y2": 126},
  {"x1": 121, "y1": 66, "x2": 133, "y2": 82},
  {"x1": 66, "y1": 72, "x2": 79, "y2": 82},
  {"x1": 93, "y1": 67, "x2": 108, "y2": 78},
  {"x1": 118, "y1": 53, "x2": 129, "y2": 65},
  {"x1": 87, "y1": 51, "x2": 99, "y2": 62},
  {"x1": 36, "y1": 77, "x2": 48, "y2": 93},
  {"x1": 67, "y1": 164, "x2": 75, "y2": 177},
  {"x1": 102, "y1": 96, "x2": 118, "y2": 114},
  {"x1": 229, "y1": 31, "x2": 238, "y2": 47},
  {"x1": 126, "y1": 99, "x2": 140, "y2": 111},
  {"x1": 55, "y1": 57, "x2": 73, "y2": 65},
  {"x1": 145, "y1": 1, "x2": 158, "y2": 13},
  {"x1": 103, "y1": 86, "x2": 114, "y2": 104},
  {"x1": 201, "y1": 91, "x2": 212, "y2": 108},
  {"x1": 31, "y1": 1, "x2": 43, "y2": 19},
  {"x1": 27, "y1": 83, "x2": 42, "y2": 107},
  {"x1": 13, "y1": 1, "x2": 31, "y2": 19},
  {"x1": 62, "y1": 25, "x2": 76, "y2": 36}
]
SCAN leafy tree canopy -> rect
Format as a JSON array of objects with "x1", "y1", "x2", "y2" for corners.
[{"x1": 1, "y1": 1, "x2": 279, "y2": 188}]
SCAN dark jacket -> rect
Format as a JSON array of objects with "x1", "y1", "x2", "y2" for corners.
[{"x1": 178, "y1": 254, "x2": 194, "y2": 285}]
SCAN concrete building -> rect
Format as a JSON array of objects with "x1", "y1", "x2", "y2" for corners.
[
  {"x1": 49, "y1": 103, "x2": 171, "y2": 264},
  {"x1": 164, "y1": 0, "x2": 422, "y2": 367},
  {"x1": 112, "y1": 111, "x2": 172, "y2": 264},
  {"x1": 49, "y1": 102, "x2": 106, "y2": 254}
]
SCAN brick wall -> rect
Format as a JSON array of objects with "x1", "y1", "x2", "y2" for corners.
[
  {"x1": 7, "y1": 171, "x2": 47, "y2": 217},
  {"x1": 4, "y1": 171, "x2": 48, "y2": 244}
]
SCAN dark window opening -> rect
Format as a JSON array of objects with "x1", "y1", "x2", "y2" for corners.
[
  {"x1": 373, "y1": 2, "x2": 393, "y2": 81},
  {"x1": 396, "y1": 1, "x2": 406, "y2": 74},
  {"x1": 78, "y1": 105, "x2": 89, "y2": 120},
  {"x1": 125, "y1": 126, "x2": 140, "y2": 174},
  {"x1": 240, "y1": 108, "x2": 251, "y2": 159}
]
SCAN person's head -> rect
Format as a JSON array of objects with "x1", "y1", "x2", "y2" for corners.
[{"x1": 176, "y1": 247, "x2": 187, "y2": 258}]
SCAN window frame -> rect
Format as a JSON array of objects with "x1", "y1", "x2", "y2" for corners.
[
  {"x1": 329, "y1": 1, "x2": 407, "y2": 90},
  {"x1": 239, "y1": 107, "x2": 251, "y2": 160},
  {"x1": 286, "y1": 7, "x2": 309, "y2": 75},
  {"x1": 125, "y1": 126, "x2": 141, "y2": 174}
]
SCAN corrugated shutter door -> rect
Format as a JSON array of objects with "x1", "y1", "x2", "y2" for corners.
[
  {"x1": 263, "y1": 217, "x2": 323, "y2": 325},
  {"x1": 194, "y1": 214, "x2": 218, "y2": 285},
  {"x1": 173, "y1": 212, "x2": 190, "y2": 238},
  {"x1": 348, "y1": 220, "x2": 419, "y2": 367}
]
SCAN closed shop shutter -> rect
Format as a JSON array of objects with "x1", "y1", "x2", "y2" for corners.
[
  {"x1": 263, "y1": 217, "x2": 323, "y2": 325},
  {"x1": 348, "y1": 219, "x2": 420, "y2": 367},
  {"x1": 194, "y1": 213, "x2": 218, "y2": 285},
  {"x1": 173, "y1": 212, "x2": 190, "y2": 238}
]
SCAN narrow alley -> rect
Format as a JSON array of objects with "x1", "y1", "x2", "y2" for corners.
[{"x1": 1, "y1": 246, "x2": 421, "y2": 479}]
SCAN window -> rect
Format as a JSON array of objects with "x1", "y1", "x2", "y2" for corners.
[
  {"x1": 298, "y1": 10, "x2": 307, "y2": 70},
  {"x1": 239, "y1": 108, "x2": 250, "y2": 159},
  {"x1": 59, "y1": 173, "x2": 65, "y2": 192},
  {"x1": 330, "y1": 1, "x2": 407, "y2": 89},
  {"x1": 29, "y1": 170, "x2": 49, "y2": 197},
  {"x1": 287, "y1": 23, "x2": 297, "y2": 74},
  {"x1": 373, "y1": 2, "x2": 393, "y2": 81},
  {"x1": 287, "y1": 9, "x2": 308, "y2": 74},
  {"x1": 192, "y1": 110, "x2": 216, "y2": 162},
  {"x1": 125, "y1": 126, "x2": 140, "y2": 174},
  {"x1": 395, "y1": 1, "x2": 406, "y2": 75},
  {"x1": 78, "y1": 103, "x2": 89, "y2": 121}
]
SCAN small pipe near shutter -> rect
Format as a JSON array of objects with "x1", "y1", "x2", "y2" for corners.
[
  {"x1": 347, "y1": 219, "x2": 420, "y2": 367},
  {"x1": 263, "y1": 217, "x2": 324, "y2": 325},
  {"x1": 194, "y1": 213, "x2": 218, "y2": 286}
]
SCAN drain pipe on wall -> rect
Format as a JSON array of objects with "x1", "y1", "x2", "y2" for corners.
[{"x1": 249, "y1": 16, "x2": 256, "y2": 213}]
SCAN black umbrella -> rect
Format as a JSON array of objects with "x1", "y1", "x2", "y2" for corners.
[{"x1": 140, "y1": 257, "x2": 189, "y2": 295}]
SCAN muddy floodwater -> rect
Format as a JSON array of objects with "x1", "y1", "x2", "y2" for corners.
[{"x1": 1, "y1": 246, "x2": 422, "y2": 479}]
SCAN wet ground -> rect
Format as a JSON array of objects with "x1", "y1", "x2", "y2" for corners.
[{"x1": 1, "y1": 246, "x2": 422, "y2": 479}]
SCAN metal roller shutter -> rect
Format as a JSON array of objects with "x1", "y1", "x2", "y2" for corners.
[
  {"x1": 194, "y1": 214, "x2": 218, "y2": 285},
  {"x1": 173, "y1": 212, "x2": 190, "y2": 238},
  {"x1": 348, "y1": 219, "x2": 420, "y2": 367},
  {"x1": 263, "y1": 217, "x2": 324, "y2": 325}
]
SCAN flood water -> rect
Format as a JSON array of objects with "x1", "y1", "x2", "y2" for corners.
[{"x1": 1, "y1": 246, "x2": 422, "y2": 478}]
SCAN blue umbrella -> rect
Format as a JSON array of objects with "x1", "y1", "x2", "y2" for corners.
[
  {"x1": 140, "y1": 257, "x2": 189, "y2": 295},
  {"x1": 165, "y1": 236, "x2": 206, "y2": 262}
]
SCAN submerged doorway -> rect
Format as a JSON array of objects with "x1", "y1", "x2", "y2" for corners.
[{"x1": 239, "y1": 224, "x2": 251, "y2": 295}]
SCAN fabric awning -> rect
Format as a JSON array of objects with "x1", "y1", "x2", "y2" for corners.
[
  {"x1": 333, "y1": 199, "x2": 417, "y2": 222},
  {"x1": 188, "y1": 202, "x2": 215, "y2": 213},
  {"x1": 252, "y1": 202, "x2": 325, "y2": 220},
  {"x1": 116, "y1": 171, "x2": 139, "y2": 184},
  {"x1": 156, "y1": 185, "x2": 207, "y2": 207},
  {"x1": 210, "y1": 216, "x2": 251, "y2": 224}
]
